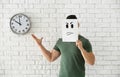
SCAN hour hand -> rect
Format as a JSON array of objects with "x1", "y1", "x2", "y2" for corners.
[{"x1": 14, "y1": 20, "x2": 21, "y2": 25}]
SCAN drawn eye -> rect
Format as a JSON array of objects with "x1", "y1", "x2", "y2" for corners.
[
  {"x1": 71, "y1": 24, "x2": 73, "y2": 28},
  {"x1": 70, "y1": 22, "x2": 74, "y2": 28},
  {"x1": 66, "y1": 23, "x2": 69, "y2": 28}
]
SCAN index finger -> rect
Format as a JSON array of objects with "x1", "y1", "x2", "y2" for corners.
[{"x1": 31, "y1": 34, "x2": 38, "y2": 40}]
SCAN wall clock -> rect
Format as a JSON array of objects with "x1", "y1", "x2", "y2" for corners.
[{"x1": 10, "y1": 13, "x2": 31, "y2": 34}]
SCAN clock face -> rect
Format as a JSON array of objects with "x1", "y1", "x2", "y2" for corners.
[{"x1": 10, "y1": 13, "x2": 31, "y2": 34}]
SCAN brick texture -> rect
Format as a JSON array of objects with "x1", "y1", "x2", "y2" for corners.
[{"x1": 0, "y1": 0, "x2": 120, "y2": 77}]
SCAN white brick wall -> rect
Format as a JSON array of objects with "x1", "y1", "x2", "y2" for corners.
[{"x1": 0, "y1": 0, "x2": 120, "y2": 77}]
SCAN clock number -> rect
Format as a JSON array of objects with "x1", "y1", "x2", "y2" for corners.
[
  {"x1": 22, "y1": 30, "x2": 25, "y2": 32},
  {"x1": 11, "y1": 23, "x2": 14, "y2": 25},
  {"x1": 15, "y1": 29, "x2": 17, "y2": 31},
  {"x1": 12, "y1": 26, "x2": 15, "y2": 28},
  {"x1": 19, "y1": 30, "x2": 21, "y2": 33},
  {"x1": 27, "y1": 24, "x2": 29, "y2": 26},
  {"x1": 19, "y1": 15, "x2": 22, "y2": 18}
]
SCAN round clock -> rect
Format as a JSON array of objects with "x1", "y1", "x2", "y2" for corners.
[{"x1": 10, "y1": 13, "x2": 31, "y2": 34}]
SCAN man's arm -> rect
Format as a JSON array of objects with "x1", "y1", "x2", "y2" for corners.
[
  {"x1": 76, "y1": 40, "x2": 95, "y2": 65},
  {"x1": 31, "y1": 34, "x2": 61, "y2": 62}
]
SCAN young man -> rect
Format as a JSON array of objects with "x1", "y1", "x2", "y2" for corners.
[{"x1": 31, "y1": 15, "x2": 95, "y2": 77}]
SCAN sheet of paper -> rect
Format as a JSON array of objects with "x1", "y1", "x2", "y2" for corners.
[{"x1": 62, "y1": 19, "x2": 78, "y2": 42}]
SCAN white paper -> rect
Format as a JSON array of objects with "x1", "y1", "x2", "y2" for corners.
[{"x1": 62, "y1": 19, "x2": 78, "y2": 42}]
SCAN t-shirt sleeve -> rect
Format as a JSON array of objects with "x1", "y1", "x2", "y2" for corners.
[
  {"x1": 53, "y1": 39, "x2": 60, "y2": 52},
  {"x1": 84, "y1": 39, "x2": 92, "y2": 52}
]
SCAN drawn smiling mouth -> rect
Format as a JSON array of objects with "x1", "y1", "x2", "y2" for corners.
[{"x1": 66, "y1": 32, "x2": 74, "y2": 36}]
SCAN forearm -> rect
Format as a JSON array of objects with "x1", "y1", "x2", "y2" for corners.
[
  {"x1": 38, "y1": 44, "x2": 52, "y2": 62},
  {"x1": 78, "y1": 47, "x2": 95, "y2": 65}
]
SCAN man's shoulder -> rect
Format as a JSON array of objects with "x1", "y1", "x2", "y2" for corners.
[
  {"x1": 58, "y1": 38, "x2": 62, "y2": 41},
  {"x1": 79, "y1": 34, "x2": 91, "y2": 44},
  {"x1": 56, "y1": 38, "x2": 62, "y2": 43},
  {"x1": 79, "y1": 34, "x2": 88, "y2": 40}
]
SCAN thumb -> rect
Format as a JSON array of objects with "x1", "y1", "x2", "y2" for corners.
[
  {"x1": 76, "y1": 41, "x2": 78, "y2": 46},
  {"x1": 76, "y1": 40, "x2": 79, "y2": 46},
  {"x1": 41, "y1": 37, "x2": 43, "y2": 41}
]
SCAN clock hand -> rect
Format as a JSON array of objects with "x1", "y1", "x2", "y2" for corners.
[
  {"x1": 14, "y1": 20, "x2": 21, "y2": 25},
  {"x1": 19, "y1": 16, "x2": 21, "y2": 24}
]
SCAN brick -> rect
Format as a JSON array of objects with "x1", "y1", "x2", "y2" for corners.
[
  {"x1": 49, "y1": 14, "x2": 64, "y2": 18},
  {"x1": 104, "y1": 55, "x2": 119, "y2": 60},
  {"x1": 102, "y1": 28, "x2": 117, "y2": 32},
  {"x1": 30, "y1": 18, "x2": 41, "y2": 23},
  {"x1": 65, "y1": 4, "x2": 79, "y2": 8},
  {"x1": 56, "y1": 0, "x2": 70, "y2": 4},
  {"x1": 21, "y1": 70, "x2": 35, "y2": 74},
  {"x1": 95, "y1": 32, "x2": 110, "y2": 36},
  {"x1": 97, "y1": 70, "x2": 111, "y2": 74},
  {"x1": 26, "y1": 0, "x2": 40, "y2": 4},
  {"x1": 57, "y1": 9, "x2": 71, "y2": 13},
  {"x1": 41, "y1": 18, "x2": 56, "y2": 23},
  {"x1": 87, "y1": 0, "x2": 102, "y2": 4},
  {"x1": 0, "y1": 0, "x2": 120, "y2": 77},
  {"x1": 80, "y1": 4, "x2": 95, "y2": 8},
  {"x1": 1, "y1": 0, "x2": 10, "y2": 3},
  {"x1": 41, "y1": 0, "x2": 55, "y2": 4},
  {"x1": 102, "y1": 0, "x2": 117, "y2": 4},
  {"x1": 31, "y1": 13, "x2": 49, "y2": 18},
  {"x1": 4, "y1": 4, "x2": 18, "y2": 8},
  {"x1": 19, "y1": 4, "x2": 33, "y2": 8},
  {"x1": 0, "y1": 70, "x2": 5, "y2": 75},
  {"x1": 49, "y1": 4, "x2": 64, "y2": 8},
  {"x1": 111, "y1": 42, "x2": 120, "y2": 46},
  {"x1": 0, "y1": 4, "x2": 2, "y2": 8},
  {"x1": 112, "y1": 70, "x2": 120, "y2": 74},
  {"x1": 96, "y1": 13, "x2": 110, "y2": 18},
  {"x1": 95, "y1": 4, "x2": 110, "y2": 8},
  {"x1": 26, "y1": 9, "x2": 40, "y2": 13},
  {"x1": 104, "y1": 66, "x2": 119, "y2": 69},
  {"x1": 33, "y1": 23, "x2": 49, "y2": 27},
  {"x1": 71, "y1": 9, "x2": 86, "y2": 13},
  {"x1": 41, "y1": 9, "x2": 56, "y2": 13},
  {"x1": 71, "y1": 0, "x2": 86, "y2": 4},
  {"x1": 111, "y1": 12, "x2": 120, "y2": 18},
  {"x1": 112, "y1": 61, "x2": 120, "y2": 65},
  {"x1": 11, "y1": 0, "x2": 25, "y2": 4},
  {"x1": 34, "y1": 4, "x2": 49, "y2": 8}
]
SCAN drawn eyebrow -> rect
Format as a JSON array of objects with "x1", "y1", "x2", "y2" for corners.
[{"x1": 70, "y1": 22, "x2": 73, "y2": 24}]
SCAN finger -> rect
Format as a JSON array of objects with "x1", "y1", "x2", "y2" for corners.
[
  {"x1": 41, "y1": 37, "x2": 43, "y2": 41},
  {"x1": 39, "y1": 37, "x2": 43, "y2": 43},
  {"x1": 75, "y1": 41, "x2": 77, "y2": 46},
  {"x1": 38, "y1": 37, "x2": 43, "y2": 40},
  {"x1": 31, "y1": 34, "x2": 38, "y2": 40},
  {"x1": 31, "y1": 34, "x2": 36, "y2": 38},
  {"x1": 76, "y1": 40, "x2": 79, "y2": 43},
  {"x1": 76, "y1": 40, "x2": 78, "y2": 46}
]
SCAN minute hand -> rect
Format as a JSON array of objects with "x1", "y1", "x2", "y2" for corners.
[{"x1": 19, "y1": 16, "x2": 21, "y2": 24}]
